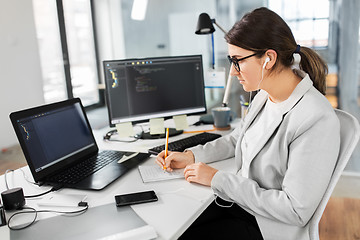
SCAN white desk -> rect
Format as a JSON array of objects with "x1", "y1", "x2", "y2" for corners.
[{"x1": 0, "y1": 118, "x2": 239, "y2": 240}]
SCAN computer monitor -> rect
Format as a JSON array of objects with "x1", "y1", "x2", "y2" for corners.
[{"x1": 103, "y1": 55, "x2": 207, "y2": 136}]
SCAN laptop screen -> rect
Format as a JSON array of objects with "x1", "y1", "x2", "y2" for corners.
[{"x1": 13, "y1": 100, "x2": 95, "y2": 174}]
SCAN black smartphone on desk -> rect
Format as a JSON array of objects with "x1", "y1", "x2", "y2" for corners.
[{"x1": 115, "y1": 190, "x2": 158, "y2": 207}]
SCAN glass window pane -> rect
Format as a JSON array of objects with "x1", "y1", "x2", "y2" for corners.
[
  {"x1": 32, "y1": 0, "x2": 67, "y2": 103},
  {"x1": 63, "y1": 0, "x2": 99, "y2": 106},
  {"x1": 313, "y1": 19, "x2": 329, "y2": 46},
  {"x1": 313, "y1": 1, "x2": 329, "y2": 18},
  {"x1": 269, "y1": 0, "x2": 329, "y2": 48}
]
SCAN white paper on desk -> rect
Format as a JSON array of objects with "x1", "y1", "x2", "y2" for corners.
[
  {"x1": 37, "y1": 193, "x2": 87, "y2": 207},
  {"x1": 138, "y1": 165, "x2": 184, "y2": 183},
  {"x1": 118, "y1": 152, "x2": 139, "y2": 164},
  {"x1": 99, "y1": 225, "x2": 157, "y2": 240}
]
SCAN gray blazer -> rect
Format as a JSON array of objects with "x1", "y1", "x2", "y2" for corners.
[{"x1": 190, "y1": 73, "x2": 340, "y2": 240}]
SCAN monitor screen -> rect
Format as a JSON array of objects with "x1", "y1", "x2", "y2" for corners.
[
  {"x1": 103, "y1": 55, "x2": 207, "y2": 126},
  {"x1": 14, "y1": 102, "x2": 95, "y2": 172}
]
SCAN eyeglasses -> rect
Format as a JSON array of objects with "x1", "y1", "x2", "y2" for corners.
[{"x1": 227, "y1": 53, "x2": 259, "y2": 72}]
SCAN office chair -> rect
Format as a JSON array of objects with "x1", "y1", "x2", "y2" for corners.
[{"x1": 309, "y1": 109, "x2": 360, "y2": 240}]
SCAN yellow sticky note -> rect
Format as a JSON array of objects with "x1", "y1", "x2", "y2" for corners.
[
  {"x1": 116, "y1": 122, "x2": 134, "y2": 138},
  {"x1": 173, "y1": 115, "x2": 189, "y2": 130},
  {"x1": 150, "y1": 118, "x2": 165, "y2": 135}
]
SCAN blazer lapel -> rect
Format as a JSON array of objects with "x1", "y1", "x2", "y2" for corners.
[{"x1": 241, "y1": 72, "x2": 314, "y2": 176}]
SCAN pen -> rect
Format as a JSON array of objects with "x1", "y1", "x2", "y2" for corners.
[{"x1": 163, "y1": 127, "x2": 169, "y2": 170}]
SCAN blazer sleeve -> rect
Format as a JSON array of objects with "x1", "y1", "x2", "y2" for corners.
[
  {"x1": 211, "y1": 111, "x2": 340, "y2": 227},
  {"x1": 188, "y1": 119, "x2": 244, "y2": 164}
]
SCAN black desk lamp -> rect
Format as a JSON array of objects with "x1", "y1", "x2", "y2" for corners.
[
  {"x1": 195, "y1": 13, "x2": 227, "y2": 70},
  {"x1": 195, "y1": 13, "x2": 233, "y2": 124},
  {"x1": 195, "y1": 13, "x2": 227, "y2": 35}
]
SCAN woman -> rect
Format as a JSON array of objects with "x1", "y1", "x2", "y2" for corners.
[{"x1": 156, "y1": 7, "x2": 340, "y2": 240}]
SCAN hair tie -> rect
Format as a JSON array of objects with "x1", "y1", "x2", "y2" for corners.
[{"x1": 294, "y1": 44, "x2": 301, "y2": 54}]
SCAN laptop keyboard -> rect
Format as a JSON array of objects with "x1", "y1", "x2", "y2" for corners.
[
  {"x1": 148, "y1": 132, "x2": 221, "y2": 155},
  {"x1": 48, "y1": 150, "x2": 125, "y2": 185}
]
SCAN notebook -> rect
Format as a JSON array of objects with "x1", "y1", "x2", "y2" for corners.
[
  {"x1": 9, "y1": 98, "x2": 150, "y2": 190},
  {"x1": 138, "y1": 165, "x2": 184, "y2": 183}
]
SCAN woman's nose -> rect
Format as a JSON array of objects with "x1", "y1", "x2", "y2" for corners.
[{"x1": 230, "y1": 64, "x2": 239, "y2": 76}]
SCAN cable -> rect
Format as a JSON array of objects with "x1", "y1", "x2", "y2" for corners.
[
  {"x1": 7, "y1": 203, "x2": 88, "y2": 230},
  {"x1": 4, "y1": 169, "x2": 13, "y2": 190},
  {"x1": 103, "y1": 129, "x2": 140, "y2": 142},
  {"x1": 24, "y1": 189, "x2": 53, "y2": 198},
  {"x1": 4, "y1": 169, "x2": 62, "y2": 198},
  {"x1": 244, "y1": 62, "x2": 267, "y2": 116},
  {"x1": 214, "y1": 195, "x2": 234, "y2": 208},
  {"x1": 18, "y1": 168, "x2": 40, "y2": 186}
]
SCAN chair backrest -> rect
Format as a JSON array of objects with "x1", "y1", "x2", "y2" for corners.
[{"x1": 309, "y1": 109, "x2": 360, "y2": 240}]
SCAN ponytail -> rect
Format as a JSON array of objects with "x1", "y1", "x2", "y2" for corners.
[{"x1": 298, "y1": 47, "x2": 328, "y2": 95}]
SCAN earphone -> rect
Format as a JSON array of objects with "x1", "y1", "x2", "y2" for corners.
[
  {"x1": 263, "y1": 57, "x2": 270, "y2": 69},
  {"x1": 245, "y1": 57, "x2": 271, "y2": 117}
]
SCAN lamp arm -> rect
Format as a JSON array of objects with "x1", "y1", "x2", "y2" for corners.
[
  {"x1": 222, "y1": 65, "x2": 233, "y2": 107},
  {"x1": 213, "y1": 21, "x2": 227, "y2": 35}
]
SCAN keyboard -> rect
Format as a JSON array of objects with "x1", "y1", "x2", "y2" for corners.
[
  {"x1": 48, "y1": 150, "x2": 125, "y2": 185},
  {"x1": 148, "y1": 132, "x2": 221, "y2": 155}
]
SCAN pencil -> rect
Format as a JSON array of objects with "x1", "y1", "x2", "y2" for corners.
[
  {"x1": 164, "y1": 127, "x2": 169, "y2": 170},
  {"x1": 183, "y1": 128, "x2": 216, "y2": 134}
]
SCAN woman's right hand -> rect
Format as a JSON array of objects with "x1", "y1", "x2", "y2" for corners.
[{"x1": 155, "y1": 150, "x2": 195, "y2": 172}]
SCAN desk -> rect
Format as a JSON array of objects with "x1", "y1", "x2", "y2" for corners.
[{"x1": 0, "y1": 118, "x2": 239, "y2": 239}]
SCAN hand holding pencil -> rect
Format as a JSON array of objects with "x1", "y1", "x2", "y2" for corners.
[{"x1": 155, "y1": 133, "x2": 196, "y2": 172}]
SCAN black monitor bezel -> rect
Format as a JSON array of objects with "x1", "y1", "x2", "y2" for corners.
[{"x1": 103, "y1": 55, "x2": 207, "y2": 127}]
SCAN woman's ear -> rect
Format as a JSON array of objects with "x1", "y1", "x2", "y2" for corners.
[{"x1": 263, "y1": 50, "x2": 277, "y2": 70}]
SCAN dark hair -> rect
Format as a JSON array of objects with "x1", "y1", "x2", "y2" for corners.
[{"x1": 225, "y1": 7, "x2": 328, "y2": 95}]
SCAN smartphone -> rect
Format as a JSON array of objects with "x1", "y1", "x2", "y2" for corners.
[{"x1": 115, "y1": 190, "x2": 158, "y2": 207}]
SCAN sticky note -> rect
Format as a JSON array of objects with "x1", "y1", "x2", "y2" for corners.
[
  {"x1": 116, "y1": 122, "x2": 134, "y2": 138},
  {"x1": 173, "y1": 115, "x2": 189, "y2": 130},
  {"x1": 150, "y1": 118, "x2": 165, "y2": 135}
]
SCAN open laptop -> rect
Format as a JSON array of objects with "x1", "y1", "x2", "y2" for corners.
[{"x1": 10, "y1": 98, "x2": 150, "y2": 190}]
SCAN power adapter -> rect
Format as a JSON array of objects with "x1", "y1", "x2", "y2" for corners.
[{"x1": 1, "y1": 187, "x2": 26, "y2": 210}]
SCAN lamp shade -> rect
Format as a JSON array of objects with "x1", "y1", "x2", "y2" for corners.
[{"x1": 195, "y1": 13, "x2": 215, "y2": 34}]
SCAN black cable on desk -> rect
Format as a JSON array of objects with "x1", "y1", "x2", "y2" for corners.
[
  {"x1": 4, "y1": 169, "x2": 63, "y2": 198},
  {"x1": 24, "y1": 184, "x2": 64, "y2": 198}
]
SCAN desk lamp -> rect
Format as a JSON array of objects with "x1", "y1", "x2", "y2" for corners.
[
  {"x1": 195, "y1": 13, "x2": 233, "y2": 124},
  {"x1": 195, "y1": 13, "x2": 227, "y2": 69}
]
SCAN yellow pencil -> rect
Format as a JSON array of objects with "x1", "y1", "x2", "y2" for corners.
[{"x1": 163, "y1": 128, "x2": 169, "y2": 170}]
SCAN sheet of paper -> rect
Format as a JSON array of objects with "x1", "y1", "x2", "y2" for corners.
[
  {"x1": 98, "y1": 225, "x2": 157, "y2": 240},
  {"x1": 116, "y1": 122, "x2": 135, "y2": 137},
  {"x1": 205, "y1": 68, "x2": 226, "y2": 88},
  {"x1": 118, "y1": 152, "x2": 139, "y2": 164},
  {"x1": 173, "y1": 115, "x2": 189, "y2": 130},
  {"x1": 183, "y1": 125, "x2": 215, "y2": 133},
  {"x1": 149, "y1": 118, "x2": 165, "y2": 135},
  {"x1": 37, "y1": 193, "x2": 87, "y2": 207},
  {"x1": 138, "y1": 165, "x2": 184, "y2": 183}
]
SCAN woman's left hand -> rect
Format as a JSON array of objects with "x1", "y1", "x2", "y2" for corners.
[{"x1": 183, "y1": 162, "x2": 218, "y2": 186}]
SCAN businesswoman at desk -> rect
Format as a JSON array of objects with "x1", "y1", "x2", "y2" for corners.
[{"x1": 156, "y1": 7, "x2": 340, "y2": 240}]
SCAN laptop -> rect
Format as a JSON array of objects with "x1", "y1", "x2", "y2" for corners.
[{"x1": 9, "y1": 98, "x2": 150, "y2": 190}]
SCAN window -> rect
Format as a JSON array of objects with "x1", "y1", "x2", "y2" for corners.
[
  {"x1": 268, "y1": 0, "x2": 330, "y2": 48},
  {"x1": 32, "y1": 0, "x2": 99, "y2": 107}
]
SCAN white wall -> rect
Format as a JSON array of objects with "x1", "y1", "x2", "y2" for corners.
[{"x1": 0, "y1": 0, "x2": 44, "y2": 149}]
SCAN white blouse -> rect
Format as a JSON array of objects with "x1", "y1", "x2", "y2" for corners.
[{"x1": 240, "y1": 97, "x2": 289, "y2": 177}]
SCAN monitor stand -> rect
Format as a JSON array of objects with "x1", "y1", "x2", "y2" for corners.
[{"x1": 139, "y1": 128, "x2": 183, "y2": 139}]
